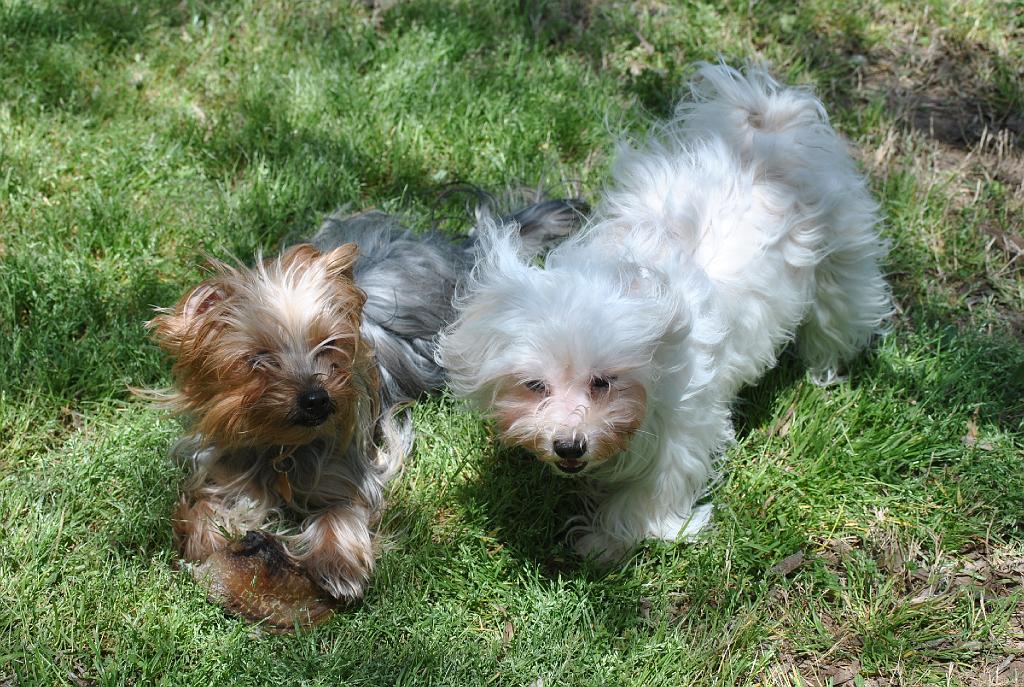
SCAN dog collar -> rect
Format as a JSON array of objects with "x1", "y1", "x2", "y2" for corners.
[{"x1": 271, "y1": 446, "x2": 298, "y2": 504}]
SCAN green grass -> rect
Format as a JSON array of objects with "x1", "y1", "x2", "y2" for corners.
[{"x1": 2, "y1": 1, "x2": 1023, "y2": 685}]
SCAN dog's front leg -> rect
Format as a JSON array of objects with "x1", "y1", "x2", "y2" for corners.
[
  {"x1": 173, "y1": 483, "x2": 271, "y2": 563},
  {"x1": 173, "y1": 492, "x2": 232, "y2": 563},
  {"x1": 574, "y1": 416, "x2": 729, "y2": 562},
  {"x1": 574, "y1": 477, "x2": 714, "y2": 564},
  {"x1": 289, "y1": 503, "x2": 375, "y2": 603}
]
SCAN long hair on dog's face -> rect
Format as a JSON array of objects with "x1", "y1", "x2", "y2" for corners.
[
  {"x1": 148, "y1": 244, "x2": 378, "y2": 451},
  {"x1": 439, "y1": 222, "x2": 690, "y2": 476},
  {"x1": 490, "y1": 364, "x2": 648, "y2": 474}
]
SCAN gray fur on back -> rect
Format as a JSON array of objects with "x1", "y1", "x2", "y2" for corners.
[
  {"x1": 311, "y1": 199, "x2": 587, "y2": 410},
  {"x1": 312, "y1": 211, "x2": 467, "y2": 408}
]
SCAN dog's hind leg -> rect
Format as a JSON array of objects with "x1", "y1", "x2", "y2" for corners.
[{"x1": 797, "y1": 241, "x2": 892, "y2": 385}]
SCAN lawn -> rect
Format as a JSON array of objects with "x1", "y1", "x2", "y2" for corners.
[{"x1": 1, "y1": 1, "x2": 1022, "y2": 685}]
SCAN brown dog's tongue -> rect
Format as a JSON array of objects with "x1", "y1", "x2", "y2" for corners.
[{"x1": 190, "y1": 531, "x2": 336, "y2": 632}]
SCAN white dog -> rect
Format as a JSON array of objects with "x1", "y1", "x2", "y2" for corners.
[{"x1": 438, "y1": 63, "x2": 892, "y2": 561}]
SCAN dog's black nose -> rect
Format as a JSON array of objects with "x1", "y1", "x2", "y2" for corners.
[
  {"x1": 296, "y1": 387, "x2": 332, "y2": 422},
  {"x1": 553, "y1": 438, "x2": 587, "y2": 459}
]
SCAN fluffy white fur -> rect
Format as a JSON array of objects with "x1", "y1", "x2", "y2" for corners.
[{"x1": 438, "y1": 63, "x2": 892, "y2": 561}]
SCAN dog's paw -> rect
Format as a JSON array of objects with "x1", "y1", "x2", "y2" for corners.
[
  {"x1": 172, "y1": 496, "x2": 231, "y2": 563},
  {"x1": 316, "y1": 571, "x2": 367, "y2": 603},
  {"x1": 572, "y1": 529, "x2": 632, "y2": 566},
  {"x1": 649, "y1": 503, "x2": 714, "y2": 542},
  {"x1": 304, "y1": 549, "x2": 371, "y2": 603},
  {"x1": 287, "y1": 505, "x2": 376, "y2": 603}
]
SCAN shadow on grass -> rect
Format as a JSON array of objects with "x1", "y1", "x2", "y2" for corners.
[
  {"x1": 379, "y1": 0, "x2": 686, "y2": 117},
  {"x1": 377, "y1": 442, "x2": 594, "y2": 582},
  {"x1": 178, "y1": 92, "x2": 447, "y2": 253},
  {"x1": 448, "y1": 446, "x2": 600, "y2": 578},
  {"x1": 0, "y1": 0, "x2": 204, "y2": 48},
  {"x1": 0, "y1": 0, "x2": 226, "y2": 113}
]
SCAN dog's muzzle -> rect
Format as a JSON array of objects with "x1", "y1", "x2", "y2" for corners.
[
  {"x1": 554, "y1": 459, "x2": 587, "y2": 474},
  {"x1": 294, "y1": 387, "x2": 333, "y2": 426},
  {"x1": 553, "y1": 437, "x2": 588, "y2": 474}
]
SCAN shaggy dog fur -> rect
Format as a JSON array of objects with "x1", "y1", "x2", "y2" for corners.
[
  {"x1": 148, "y1": 200, "x2": 584, "y2": 606},
  {"x1": 438, "y1": 63, "x2": 892, "y2": 561}
]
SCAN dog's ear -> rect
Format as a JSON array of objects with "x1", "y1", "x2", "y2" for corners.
[
  {"x1": 147, "y1": 277, "x2": 233, "y2": 348},
  {"x1": 322, "y1": 243, "x2": 359, "y2": 282},
  {"x1": 277, "y1": 243, "x2": 358, "y2": 282},
  {"x1": 279, "y1": 243, "x2": 320, "y2": 269},
  {"x1": 181, "y1": 280, "x2": 231, "y2": 320}
]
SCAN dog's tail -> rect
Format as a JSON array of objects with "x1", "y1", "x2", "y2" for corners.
[
  {"x1": 673, "y1": 62, "x2": 849, "y2": 182},
  {"x1": 492, "y1": 198, "x2": 589, "y2": 256},
  {"x1": 436, "y1": 184, "x2": 588, "y2": 257}
]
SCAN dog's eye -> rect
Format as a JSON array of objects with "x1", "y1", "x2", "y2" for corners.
[
  {"x1": 523, "y1": 379, "x2": 549, "y2": 395},
  {"x1": 317, "y1": 339, "x2": 340, "y2": 357},
  {"x1": 249, "y1": 351, "x2": 277, "y2": 369},
  {"x1": 590, "y1": 376, "x2": 614, "y2": 393}
]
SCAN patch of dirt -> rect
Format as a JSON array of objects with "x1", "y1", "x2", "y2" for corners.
[
  {"x1": 428, "y1": 506, "x2": 462, "y2": 546},
  {"x1": 982, "y1": 221, "x2": 1024, "y2": 263},
  {"x1": 854, "y1": 8, "x2": 1023, "y2": 173},
  {"x1": 850, "y1": 6, "x2": 1024, "y2": 219},
  {"x1": 766, "y1": 653, "x2": 1024, "y2": 687},
  {"x1": 846, "y1": 9, "x2": 1024, "y2": 337},
  {"x1": 764, "y1": 654, "x2": 867, "y2": 687},
  {"x1": 866, "y1": 48, "x2": 1023, "y2": 153}
]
